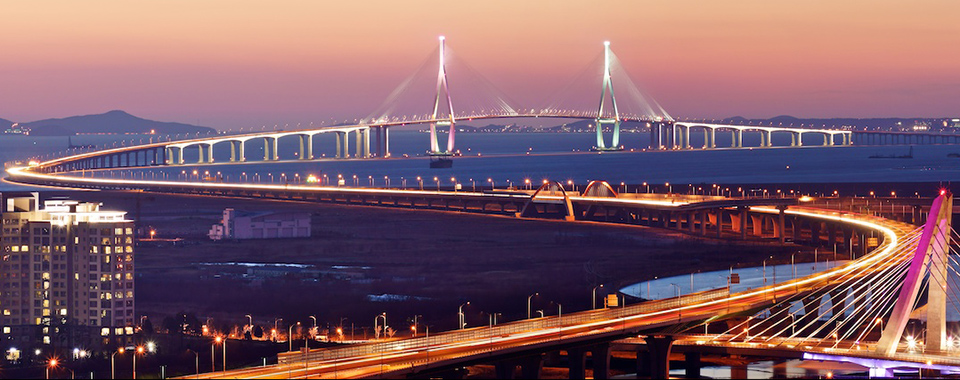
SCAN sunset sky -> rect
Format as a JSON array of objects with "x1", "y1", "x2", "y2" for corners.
[{"x1": 1, "y1": 0, "x2": 958, "y2": 129}]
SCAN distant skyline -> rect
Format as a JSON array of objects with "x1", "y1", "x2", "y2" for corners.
[{"x1": 1, "y1": 0, "x2": 959, "y2": 130}]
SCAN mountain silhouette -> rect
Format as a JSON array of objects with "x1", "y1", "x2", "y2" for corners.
[{"x1": 14, "y1": 110, "x2": 213, "y2": 136}]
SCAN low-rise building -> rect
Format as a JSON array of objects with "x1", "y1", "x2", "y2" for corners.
[{"x1": 208, "y1": 208, "x2": 311, "y2": 240}]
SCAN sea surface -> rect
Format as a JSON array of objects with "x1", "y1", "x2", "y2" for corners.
[{"x1": 2, "y1": 130, "x2": 959, "y2": 192}]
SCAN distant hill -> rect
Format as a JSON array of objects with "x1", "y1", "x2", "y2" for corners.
[
  {"x1": 17, "y1": 110, "x2": 214, "y2": 136},
  {"x1": 0, "y1": 118, "x2": 11, "y2": 129}
]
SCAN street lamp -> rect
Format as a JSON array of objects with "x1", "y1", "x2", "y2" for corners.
[
  {"x1": 458, "y1": 302, "x2": 470, "y2": 329},
  {"x1": 289, "y1": 322, "x2": 300, "y2": 352},
  {"x1": 375, "y1": 313, "x2": 387, "y2": 339},
  {"x1": 670, "y1": 283, "x2": 681, "y2": 322},
  {"x1": 47, "y1": 358, "x2": 58, "y2": 380},
  {"x1": 592, "y1": 284, "x2": 604, "y2": 309},
  {"x1": 434, "y1": 176, "x2": 440, "y2": 191},
  {"x1": 488, "y1": 178, "x2": 494, "y2": 190},
  {"x1": 212, "y1": 336, "x2": 222, "y2": 372},
  {"x1": 112, "y1": 348, "x2": 124, "y2": 380},
  {"x1": 133, "y1": 345, "x2": 145, "y2": 379},
  {"x1": 417, "y1": 176, "x2": 423, "y2": 190},
  {"x1": 186, "y1": 349, "x2": 199, "y2": 379},
  {"x1": 527, "y1": 293, "x2": 539, "y2": 319}
]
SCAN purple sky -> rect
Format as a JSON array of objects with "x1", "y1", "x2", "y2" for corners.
[{"x1": 1, "y1": 0, "x2": 959, "y2": 129}]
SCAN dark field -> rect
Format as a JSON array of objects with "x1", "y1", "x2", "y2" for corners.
[{"x1": 62, "y1": 190, "x2": 805, "y2": 335}]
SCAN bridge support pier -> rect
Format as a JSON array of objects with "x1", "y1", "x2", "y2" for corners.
[
  {"x1": 644, "y1": 335, "x2": 674, "y2": 380},
  {"x1": 566, "y1": 348, "x2": 587, "y2": 380},
  {"x1": 591, "y1": 344, "x2": 611, "y2": 380},
  {"x1": 684, "y1": 352, "x2": 701, "y2": 378},
  {"x1": 494, "y1": 354, "x2": 542, "y2": 379}
]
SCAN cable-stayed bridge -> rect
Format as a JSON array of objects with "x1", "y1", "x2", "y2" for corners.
[
  {"x1": 16, "y1": 36, "x2": 866, "y2": 173},
  {"x1": 7, "y1": 37, "x2": 960, "y2": 378}
]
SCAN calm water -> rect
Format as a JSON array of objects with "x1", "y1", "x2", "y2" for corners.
[{"x1": 3, "y1": 130, "x2": 960, "y2": 192}]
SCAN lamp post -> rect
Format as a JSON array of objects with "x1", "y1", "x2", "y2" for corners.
[
  {"x1": 434, "y1": 176, "x2": 439, "y2": 191},
  {"x1": 112, "y1": 348, "x2": 124, "y2": 379},
  {"x1": 133, "y1": 345, "x2": 145, "y2": 379},
  {"x1": 592, "y1": 284, "x2": 604, "y2": 309},
  {"x1": 417, "y1": 176, "x2": 423, "y2": 190},
  {"x1": 187, "y1": 349, "x2": 199, "y2": 379},
  {"x1": 670, "y1": 283, "x2": 681, "y2": 322},
  {"x1": 212, "y1": 336, "x2": 221, "y2": 372},
  {"x1": 527, "y1": 293, "x2": 539, "y2": 319},
  {"x1": 289, "y1": 322, "x2": 300, "y2": 352},
  {"x1": 488, "y1": 178, "x2": 494, "y2": 190},
  {"x1": 374, "y1": 313, "x2": 387, "y2": 339},
  {"x1": 245, "y1": 314, "x2": 252, "y2": 327},
  {"x1": 458, "y1": 302, "x2": 470, "y2": 329},
  {"x1": 46, "y1": 358, "x2": 57, "y2": 380}
]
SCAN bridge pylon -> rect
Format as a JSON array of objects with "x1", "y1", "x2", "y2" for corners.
[
  {"x1": 592, "y1": 41, "x2": 623, "y2": 152},
  {"x1": 876, "y1": 190, "x2": 952, "y2": 355},
  {"x1": 428, "y1": 36, "x2": 456, "y2": 158}
]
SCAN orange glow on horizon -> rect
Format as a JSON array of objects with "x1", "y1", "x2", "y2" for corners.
[{"x1": 0, "y1": 1, "x2": 957, "y2": 128}]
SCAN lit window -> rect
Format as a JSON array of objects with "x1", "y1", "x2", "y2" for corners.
[{"x1": 2, "y1": 327, "x2": 9, "y2": 334}]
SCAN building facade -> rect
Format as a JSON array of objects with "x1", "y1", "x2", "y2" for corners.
[
  {"x1": 209, "y1": 208, "x2": 311, "y2": 240},
  {"x1": 0, "y1": 192, "x2": 135, "y2": 351}
]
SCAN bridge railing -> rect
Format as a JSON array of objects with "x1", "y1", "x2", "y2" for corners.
[{"x1": 279, "y1": 287, "x2": 730, "y2": 365}]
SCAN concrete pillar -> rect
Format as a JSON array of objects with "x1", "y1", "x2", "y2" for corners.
[
  {"x1": 263, "y1": 138, "x2": 271, "y2": 161},
  {"x1": 229, "y1": 141, "x2": 236, "y2": 162},
  {"x1": 336, "y1": 132, "x2": 343, "y2": 158},
  {"x1": 750, "y1": 215, "x2": 763, "y2": 237},
  {"x1": 778, "y1": 208, "x2": 786, "y2": 244},
  {"x1": 306, "y1": 134, "x2": 313, "y2": 159},
  {"x1": 791, "y1": 132, "x2": 797, "y2": 146},
  {"x1": 644, "y1": 335, "x2": 674, "y2": 380},
  {"x1": 700, "y1": 210, "x2": 708, "y2": 236},
  {"x1": 709, "y1": 128, "x2": 716, "y2": 148},
  {"x1": 355, "y1": 128, "x2": 363, "y2": 157},
  {"x1": 520, "y1": 355, "x2": 543, "y2": 379},
  {"x1": 684, "y1": 352, "x2": 701, "y2": 378},
  {"x1": 567, "y1": 348, "x2": 587, "y2": 380},
  {"x1": 828, "y1": 224, "x2": 837, "y2": 249},
  {"x1": 811, "y1": 222, "x2": 821, "y2": 245},
  {"x1": 688, "y1": 213, "x2": 696, "y2": 233},
  {"x1": 298, "y1": 135, "x2": 306, "y2": 160},
  {"x1": 197, "y1": 144, "x2": 205, "y2": 163},
  {"x1": 207, "y1": 143, "x2": 214, "y2": 163},
  {"x1": 731, "y1": 364, "x2": 749, "y2": 379},
  {"x1": 495, "y1": 361, "x2": 517, "y2": 379},
  {"x1": 591, "y1": 344, "x2": 611, "y2": 380},
  {"x1": 683, "y1": 125, "x2": 690, "y2": 149},
  {"x1": 272, "y1": 137, "x2": 279, "y2": 160},
  {"x1": 823, "y1": 133, "x2": 830, "y2": 146},
  {"x1": 635, "y1": 351, "x2": 651, "y2": 378},
  {"x1": 364, "y1": 128, "x2": 371, "y2": 158},
  {"x1": 238, "y1": 140, "x2": 246, "y2": 162},
  {"x1": 702, "y1": 128, "x2": 708, "y2": 148}
]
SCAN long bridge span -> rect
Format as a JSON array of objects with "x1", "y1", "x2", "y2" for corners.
[
  {"x1": 6, "y1": 152, "x2": 958, "y2": 378},
  {"x1": 5, "y1": 36, "x2": 960, "y2": 379}
]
